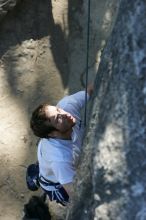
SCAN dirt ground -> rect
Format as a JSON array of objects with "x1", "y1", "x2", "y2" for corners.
[{"x1": 0, "y1": 0, "x2": 117, "y2": 219}]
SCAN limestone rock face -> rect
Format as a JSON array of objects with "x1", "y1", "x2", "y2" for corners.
[
  {"x1": 69, "y1": 0, "x2": 146, "y2": 219},
  {"x1": 0, "y1": 0, "x2": 19, "y2": 21}
]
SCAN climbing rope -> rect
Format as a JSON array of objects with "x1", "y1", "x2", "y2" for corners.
[{"x1": 84, "y1": 0, "x2": 91, "y2": 127}]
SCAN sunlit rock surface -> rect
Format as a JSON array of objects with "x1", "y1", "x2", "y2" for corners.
[{"x1": 69, "y1": 0, "x2": 146, "y2": 219}]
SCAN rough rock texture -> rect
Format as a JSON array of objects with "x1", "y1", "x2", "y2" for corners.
[{"x1": 68, "y1": 0, "x2": 146, "y2": 219}]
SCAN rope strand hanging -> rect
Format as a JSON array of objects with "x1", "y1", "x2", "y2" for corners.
[{"x1": 84, "y1": 0, "x2": 91, "y2": 127}]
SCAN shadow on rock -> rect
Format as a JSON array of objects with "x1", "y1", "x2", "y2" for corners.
[{"x1": 23, "y1": 194, "x2": 51, "y2": 220}]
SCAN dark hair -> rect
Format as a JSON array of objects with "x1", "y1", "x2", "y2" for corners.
[{"x1": 30, "y1": 103, "x2": 56, "y2": 138}]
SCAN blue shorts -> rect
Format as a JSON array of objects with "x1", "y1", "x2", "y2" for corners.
[
  {"x1": 42, "y1": 185, "x2": 69, "y2": 206},
  {"x1": 39, "y1": 177, "x2": 69, "y2": 206}
]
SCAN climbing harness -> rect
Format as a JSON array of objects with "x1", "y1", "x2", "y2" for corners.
[{"x1": 84, "y1": 0, "x2": 91, "y2": 127}]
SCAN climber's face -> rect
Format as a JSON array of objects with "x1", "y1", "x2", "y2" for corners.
[{"x1": 45, "y1": 106, "x2": 76, "y2": 132}]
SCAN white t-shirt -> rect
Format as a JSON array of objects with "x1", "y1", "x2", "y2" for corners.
[{"x1": 37, "y1": 91, "x2": 89, "y2": 190}]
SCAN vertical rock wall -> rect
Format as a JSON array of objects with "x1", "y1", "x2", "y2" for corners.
[{"x1": 69, "y1": 0, "x2": 146, "y2": 219}]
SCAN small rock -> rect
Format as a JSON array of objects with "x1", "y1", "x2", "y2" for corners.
[{"x1": 20, "y1": 193, "x2": 25, "y2": 199}]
